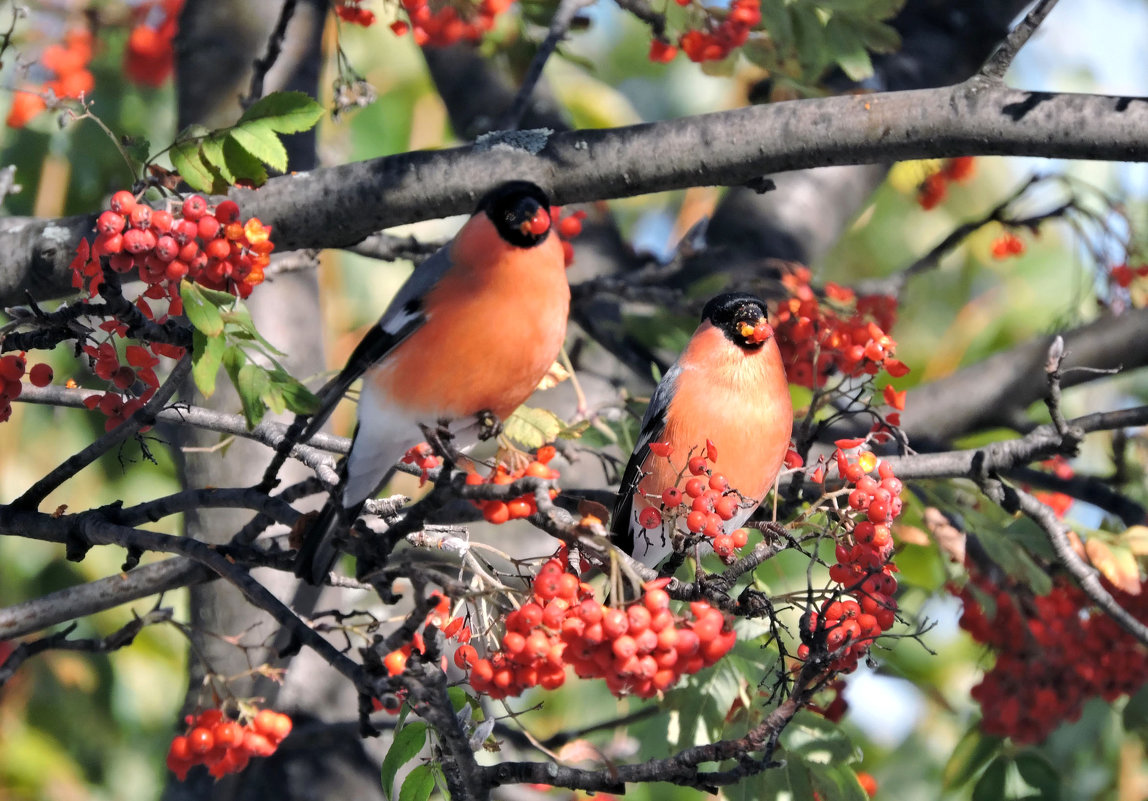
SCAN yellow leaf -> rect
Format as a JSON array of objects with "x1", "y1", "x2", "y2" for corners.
[
  {"x1": 535, "y1": 360, "x2": 571, "y2": 391},
  {"x1": 1123, "y1": 525, "x2": 1148, "y2": 556},
  {"x1": 924, "y1": 507, "x2": 965, "y2": 565},
  {"x1": 892, "y1": 523, "x2": 930, "y2": 547},
  {"x1": 1084, "y1": 538, "x2": 1141, "y2": 595}
]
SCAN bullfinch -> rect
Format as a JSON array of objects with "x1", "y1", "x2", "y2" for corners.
[
  {"x1": 611, "y1": 292, "x2": 793, "y2": 567},
  {"x1": 293, "y1": 181, "x2": 569, "y2": 584}
]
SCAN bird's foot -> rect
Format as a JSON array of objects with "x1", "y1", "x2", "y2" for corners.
[{"x1": 476, "y1": 409, "x2": 503, "y2": 441}]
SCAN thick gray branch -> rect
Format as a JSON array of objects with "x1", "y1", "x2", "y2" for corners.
[{"x1": 6, "y1": 80, "x2": 1148, "y2": 303}]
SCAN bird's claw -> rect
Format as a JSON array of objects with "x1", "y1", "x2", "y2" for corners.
[{"x1": 476, "y1": 410, "x2": 502, "y2": 441}]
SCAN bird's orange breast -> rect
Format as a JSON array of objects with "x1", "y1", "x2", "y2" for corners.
[
  {"x1": 369, "y1": 215, "x2": 570, "y2": 421},
  {"x1": 636, "y1": 323, "x2": 793, "y2": 510}
]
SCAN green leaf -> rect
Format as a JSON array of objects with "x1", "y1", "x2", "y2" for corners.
[
  {"x1": 808, "y1": 762, "x2": 868, "y2": 801},
  {"x1": 943, "y1": 726, "x2": 1003, "y2": 789},
  {"x1": 236, "y1": 364, "x2": 270, "y2": 428},
  {"x1": 503, "y1": 406, "x2": 566, "y2": 450},
  {"x1": 381, "y1": 722, "x2": 428, "y2": 801},
  {"x1": 262, "y1": 381, "x2": 286, "y2": 415},
  {"x1": 557, "y1": 419, "x2": 591, "y2": 440},
  {"x1": 779, "y1": 710, "x2": 860, "y2": 766},
  {"x1": 1014, "y1": 752, "x2": 1060, "y2": 800},
  {"x1": 202, "y1": 133, "x2": 270, "y2": 188},
  {"x1": 760, "y1": 0, "x2": 793, "y2": 47},
  {"x1": 971, "y1": 756, "x2": 1009, "y2": 801},
  {"x1": 826, "y1": 16, "x2": 874, "y2": 81},
  {"x1": 199, "y1": 135, "x2": 233, "y2": 183},
  {"x1": 222, "y1": 135, "x2": 269, "y2": 186},
  {"x1": 123, "y1": 136, "x2": 150, "y2": 166},
  {"x1": 398, "y1": 764, "x2": 435, "y2": 801},
  {"x1": 180, "y1": 282, "x2": 224, "y2": 337},
  {"x1": 191, "y1": 329, "x2": 226, "y2": 397},
  {"x1": 853, "y1": 17, "x2": 902, "y2": 53},
  {"x1": 790, "y1": 4, "x2": 829, "y2": 75},
  {"x1": 229, "y1": 126, "x2": 288, "y2": 173},
  {"x1": 170, "y1": 140, "x2": 219, "y2": 194},
  {"x1": 222, "y1": 345, "x2": 245, "y2": 387},
  {"x1": 267, "y1": 368, "x2": 321, "y2": 416},
  {"x1": 237, "y1": 91, "x2": 325, "y2": 134},
  {"x1": 1123, "y1": 683, "x2": 1148, "y2": 732}
]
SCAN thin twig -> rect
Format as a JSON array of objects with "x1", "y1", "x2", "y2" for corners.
[
  {"x1": 982, "y1": 480, "x2": 1148, "y2": 646},
  {"x1": 243, "y1": 0, "x2": 298, "y2": 108},
  {"x1": 498, "y1": 0, "x2": 595, "y2": 131},
  {"x1": 979, "y1": 0, "x2": 1061, "y2": 81},
  {"x1": 14, "y1": 354, "x2": 193, "y2": 509}
]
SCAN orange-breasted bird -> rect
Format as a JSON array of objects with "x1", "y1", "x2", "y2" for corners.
[
  {"x1": 294, "y1": 181, "x2": 569, "y2": 584},
  {"x1": 611, "y1": 292, "x2": 793, "y2": 566}
]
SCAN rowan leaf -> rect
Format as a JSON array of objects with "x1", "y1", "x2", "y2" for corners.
[{"x1": 180, "y1": 282, "x2": 224, "y2": 337}]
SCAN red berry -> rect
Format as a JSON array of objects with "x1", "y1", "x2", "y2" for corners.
[
  {"x1": 96, "y1": 210, "x2": 126, "y2": 236},
  {"x1": 109, "y1": 190, "x2": 137, "y2": 215},
  {"x1": 28, "y1": 363, "x2": 53, "y2": 387},
  {"x1": 0, "y1": 354, "x2": 26, "y2": 381},
  {"x1": 150, "y1": 209, "x2": 174, "y2": 233},
  {"x1": 187, "y1": 727, "x2": 214, "y2": 754},
  {"x1": 214, "y1": 199, "x2": 240, "y2": 223},
  {"x1": 638, "y1": 506, "x2": 662, "y2": 529},
  {"x1": 197, "y1": 215, "x2": 221, "y2": 240},
  {"x1": 129, "y1": 205, "x2": 152, "y2": 229},
  {"x1": 181, "y1": 195, "x2": 208, "y2": 221},
  {"x1": 688, "y1": 455, "x2": 709, "y2": 475},
  {"x1": 661, "y1": 487, "x2": 683, "y2": 507}
]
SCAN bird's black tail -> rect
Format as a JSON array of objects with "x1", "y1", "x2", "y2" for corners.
[{"x1": 294, "y1": 497, "x2": 363, "y2": 585}]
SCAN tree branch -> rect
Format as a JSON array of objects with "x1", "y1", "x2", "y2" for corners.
[{"x1": 7, "y1": 79, "x2": 1148, "y2": 303}]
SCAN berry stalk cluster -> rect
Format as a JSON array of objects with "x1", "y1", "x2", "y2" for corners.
[
  {"x1": 167, "y1": 707, "x2": 292, "y2": 781},
  {"x1": 799, "y1": 448, "x2": 902, "y2": 674},
  {"x1": 466, "y1": 560, "x2": 736, "y2": 700}
]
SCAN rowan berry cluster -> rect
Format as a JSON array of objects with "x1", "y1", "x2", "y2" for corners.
[
  {"x1": 1109, "y1": 262, "x2": 1148, "y2": 289},
  {"x1": 62, "y1": 191, "x2": 271, "y2": 429},
  {"x1": 467, "y1": 560, "x2": 736, "y2": 700},
  {"x1": 549, "y1": 206, "x2": 587, "y2": 267},
  {"x1": 124, "y1": 0, "x2": 183, "y2": 86},
  {"x1": 382, "y1": 592, "x2": 471, "y2": 678},
  {"x1": 0, "y1": 354, "x2": 53, "y2": 424},
  {"x1": 336, "y1": 0, "x2": 377, "y2": 26},
  {"x1": 990, "y1": 232, "x2": 1026, "y2": 259},
  {"x1": 468, "y1": 445, "x2": 561, "y2": 525},
  {"x1": 774, "y1": 266, "x2": 908, "y2": 390},
  {"x1": 390, "y1": 0, "x2": 514, "y2": 47},
  {"x1": 917, "y1": 156, "x2": 976, "y2": 210},
  {"x1": 74, "y1": 191, "x2": 272, "y2": 300},
  {"x1": 798, "y1": 448, "x2": 901, "y2": 673},
  {"x1": 636, "y1": 439, "x2": 753, "y2": 562},
  {"x1": 648, "y1": 0, "x2": 762, "y2": 63},
  {"x1": 6, "y1": 28, "x2": 94, "y2": 129},
  {"x1": 957, "y1": 564, "x2": 1148, "y2": 743},
  {"x1": 166, "y1": 707, "x2": 293, "y2": 781}
]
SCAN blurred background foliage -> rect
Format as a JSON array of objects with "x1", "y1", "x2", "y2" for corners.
[{"x1": 1, "y1": 0, "x2": 1147, "y2": 799}]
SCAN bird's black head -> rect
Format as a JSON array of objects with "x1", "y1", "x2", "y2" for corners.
[
  {"x1": 701, "y1": 292, "x2": 774, "y2": 350},
  {"x1": 478, "y1": 181, "x2": 553, "y2": 248}
]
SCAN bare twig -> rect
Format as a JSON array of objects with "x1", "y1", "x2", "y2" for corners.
[
  {"x1": 14, "y1": 355, "x2": 193, "y2": 509},
  {"x1": 0, "y1": 608, "x2": 174, "y2": 686},
  {"x1": 243, "y1": 0, "x2": 298, "y2": 107},
  {"x1": 499, "y1": 0, "x2": 595, "y2": 131},
  {"x1": 979, "y1": 0, "x2": 1061, "y2": 81}
]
